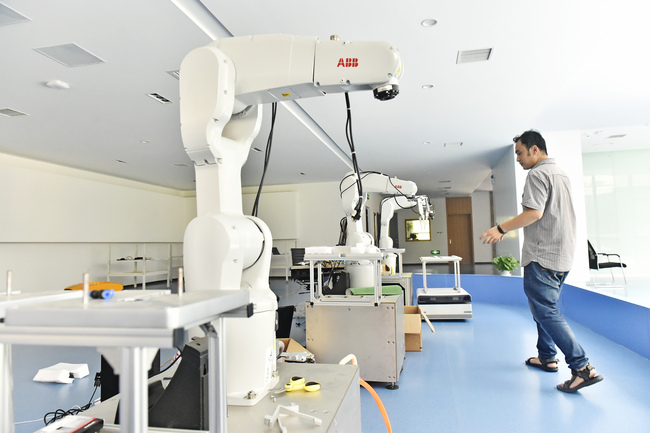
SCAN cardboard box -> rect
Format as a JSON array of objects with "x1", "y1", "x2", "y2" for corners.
[
  {"x1": 403, "y1": 306, "x2": 435, "y2": 351},
  {"x1": 278, "y1": 338, "x2": 314, "y2": 362},
  {"x1": 278, "y1": 338, "x2": 308, "y2": 354},
  {"x1": 404, "y1": 306, "x2": 423, "y2": 351}
]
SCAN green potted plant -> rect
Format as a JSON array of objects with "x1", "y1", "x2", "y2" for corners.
[{"x1": 492, "y1": 255, "x2": 520, "y2": 276}]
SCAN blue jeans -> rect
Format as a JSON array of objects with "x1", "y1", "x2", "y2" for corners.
[{"x1": 523, "y1": 261, "x2": 588, "y2": 370}]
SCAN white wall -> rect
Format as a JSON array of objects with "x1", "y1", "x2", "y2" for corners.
[
  {"x1": 488, "y1": 146, "x2": 522, "y2": 270},
  {"x1": 471, "y1": 191, "x2": 494, "y2": 263},
  {"x1": 243, "y1": 191, "x2": 298, "y2": 239},
  {"x1": 242, "y1": 182, "x2": 345, "y2": 248},
  {"x1": 583, "y1": 148, "x2": 650, "y2": 278},
  {"x1": 397, "y1": 194, "x2": 494, "y2": 266},
  {"x1": 397, "y1": 197, "x2": 448, "y2": 264},
  {"x1": 0, "y1": 153, "x2": 195, "y2": 293}
]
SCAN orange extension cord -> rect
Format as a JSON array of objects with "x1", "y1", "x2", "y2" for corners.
[
  {"x1": 360, "y1": 377, "x2": 393, "y2": 433},
  {"x1": 339, "y1": 354, "x2": 392, "y2": 433}
]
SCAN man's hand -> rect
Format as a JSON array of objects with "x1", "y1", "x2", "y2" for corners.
[{"x1": 480, "y1": 226, "x2": 504, "y2": 244}]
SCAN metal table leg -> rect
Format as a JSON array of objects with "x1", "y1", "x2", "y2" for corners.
[
  {"x1": 1, "y1": 342, "x2": 14, "y2": 433},
  {"x1": 118, "y1": 347, "x2": 151, "y2": 433},
  {"x1": 202, "y1": 318, "x2": 227, "y2": 433}
]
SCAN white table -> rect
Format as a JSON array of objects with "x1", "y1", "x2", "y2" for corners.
[{"x1": 0, "y1": 290, "x2": 249, "y2": 433}]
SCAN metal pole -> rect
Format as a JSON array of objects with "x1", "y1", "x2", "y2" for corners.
[
  {"x1": 204, "y1": 320, "x2": 227, "y2": 433},
  {"x1": 119, "y1": 347, "x2": 149, "y2": 433},
  {"x1": 0, "y1": 342, "x2": 14, "y2": 433}
]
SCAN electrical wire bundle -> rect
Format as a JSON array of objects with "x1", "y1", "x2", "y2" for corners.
[
  {"x1": 251, "y1": 102, "x2": 278, "y2": 217},
  {"x1": 344, "y1": 92, "x2": 364, "y2": 221},
  {"x1": 43, "y1": 373, "x2": 101, "y2": 426}
]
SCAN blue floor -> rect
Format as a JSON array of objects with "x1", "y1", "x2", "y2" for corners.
[{"x1": 360, "y1": 302, "x2": 650, "y2": 433}]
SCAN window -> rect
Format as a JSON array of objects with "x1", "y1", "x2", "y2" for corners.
[{"x1": 405, "y1": 219, "x2": 431, "y2": 241}]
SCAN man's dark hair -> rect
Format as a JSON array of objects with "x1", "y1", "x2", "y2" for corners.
[{"x1": 513, "y1": 130, "x2": 547, "y2": 154}]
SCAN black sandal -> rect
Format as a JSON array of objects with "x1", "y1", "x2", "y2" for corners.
[
  {"x1": 525, "y1": 357, "x2": 559, "y2": 372},
  {"x1": 557, "y1": 364, "x2": 603, "y2": 393}
]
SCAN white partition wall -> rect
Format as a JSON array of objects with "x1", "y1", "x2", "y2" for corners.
[{"x1": 0, "y1": 153, "x2": 194, "y2": 293}]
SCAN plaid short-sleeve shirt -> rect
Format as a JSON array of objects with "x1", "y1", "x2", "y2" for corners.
[{"x1": 521, "y1": 158, "x2": 576, "y2": 272}]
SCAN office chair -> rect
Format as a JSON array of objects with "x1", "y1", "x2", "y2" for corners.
[{"x1": 588, "y1": 240, "x2": 627, "y2": 287}]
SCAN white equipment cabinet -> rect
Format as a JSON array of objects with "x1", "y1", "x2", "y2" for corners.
[
  {"x1": 306, "y1": 295, "x2": 405, "y2": 386},
  {"x1": 304, "y1": 250, "x2": 405, "y2": 387},
  {"x1": 416, "y1": 255, "x2": 473, "y2": 320}
]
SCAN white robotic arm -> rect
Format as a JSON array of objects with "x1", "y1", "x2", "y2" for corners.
[
  {"x1": 180, "y1": 34, "x2": 402, "y2": 406},
  {"x1": 338, "y1": 171, "x2": 419, "y2": 286},
  {"x1": 378, "y1": 195, "x2": 433, "y2": 249},
  {"x1": 340, "y1": 171, "x2": 417, "y2": 247}
]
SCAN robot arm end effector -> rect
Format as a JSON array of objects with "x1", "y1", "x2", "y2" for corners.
[
  {"x1": 373, "y1": 76, "x2": 400, "y2": 101},
  {"x1": 417, "y1": 196, "x2": 434, "y2": 220}
]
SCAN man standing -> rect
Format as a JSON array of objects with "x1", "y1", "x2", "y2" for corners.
[{"x1": 480, "y1": 130, "x2": 602, "y2": 393}]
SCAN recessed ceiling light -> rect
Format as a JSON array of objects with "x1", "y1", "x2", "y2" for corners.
[
  {"x1": 167, "y1": 70, "x2": 180, "y2": 80},
  {"x1": 0, "y1": 3, "x2": 30, "y2": 26},
  {"x1": 147, "y1": 93, "x2": 172, "y2": 104},
  {"x1": 607, "y1": 134, "x2": 627, "y2": 139},
  {"x1": 45, "y1": 80, "x2": 70, "y2": 89},
  {"x1": 34, "y1": 43, "x2": 105, "y2": 67},
  {"x1": 423, "y1": 141, "x2": 431, "y2": 145},
  {"x1": 300, "y1": 172, "x2": 306, "y2": 176},
  {"x1": 457, "y1": 48, "x2": 493, "y2": 64},
  {"x1": 444, "y1": 142, "x2": 463, "y2": 147},
  {"x1": 421, "y1": 19, "x2": 438, "y2": 27},
  {"x1": 439, "y1": 180, "x2": 451, "y2": 183},
  {"x1": 422, "y1": 84, "x2": 434, "y2": 89},
  {"x1": 173, "y1": 163, "x2": 190, "y2": 168},
  {"x1": 252, "y1": 147, "x2": 263, "y2": 152},
  {"x1": 140, "y1": 140, "x2": 150, "y2": 144},
  {"x1": 116, "y1": 160, "x2": 127, "y2": 164},
  {"x1": 0, "y1": 108, "x2": 28, "y2": 117}
]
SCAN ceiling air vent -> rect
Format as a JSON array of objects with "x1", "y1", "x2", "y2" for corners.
[
  {"x1": 34, "y1": 43, "x2": 105, "y2": 67},
  {"x1": 0, "y1": 108, "x2": 28, "y2": 117},
  {"x1": 457, "y1": 48, "x2": 493, "y2": 64},
  {"x1": 0, "y1": 2, "x2": 30, "y2": 25},
  {"x1": 147, "y1": 93, "x2": 172, "y2": 104}
]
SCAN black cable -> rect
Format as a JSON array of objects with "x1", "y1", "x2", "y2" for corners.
[
  {"x1": 344, "y1": 93, "x2": 364, "y2": 221},
  {"x1": 43, "y1": 373, "x2": 101, "y2": 426},
  {"x1": 252, "y1": 102, "x2": 278, "y2": 217},
  {"x1": 158, "y1": 348, "x2": 183, "y2": 375},
  {"x1": 387, "y1": 176, "x2": 409, "y2": 197},
  {"x1": 380, "y1": 195, "x2": 413, "y2": 211},
  {"x1": 338, "y1": 171, "x2": 383, "y2": 198}
]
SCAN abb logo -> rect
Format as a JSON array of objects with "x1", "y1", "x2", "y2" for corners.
[
  {"x1": 395, "y1": 185, "x2": 402, "y2": 189},
  {"x1": 337, "y1": 57, "x2": 359, "y2": 67}
]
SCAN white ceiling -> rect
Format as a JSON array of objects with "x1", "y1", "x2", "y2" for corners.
[{"x1": 1, "y1": 0, "x2": 649, "y2": 198}]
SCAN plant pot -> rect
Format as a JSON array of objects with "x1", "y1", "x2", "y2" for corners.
[{"x1": 500, "y1": 270, "x2": 511, "y2": 276}]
